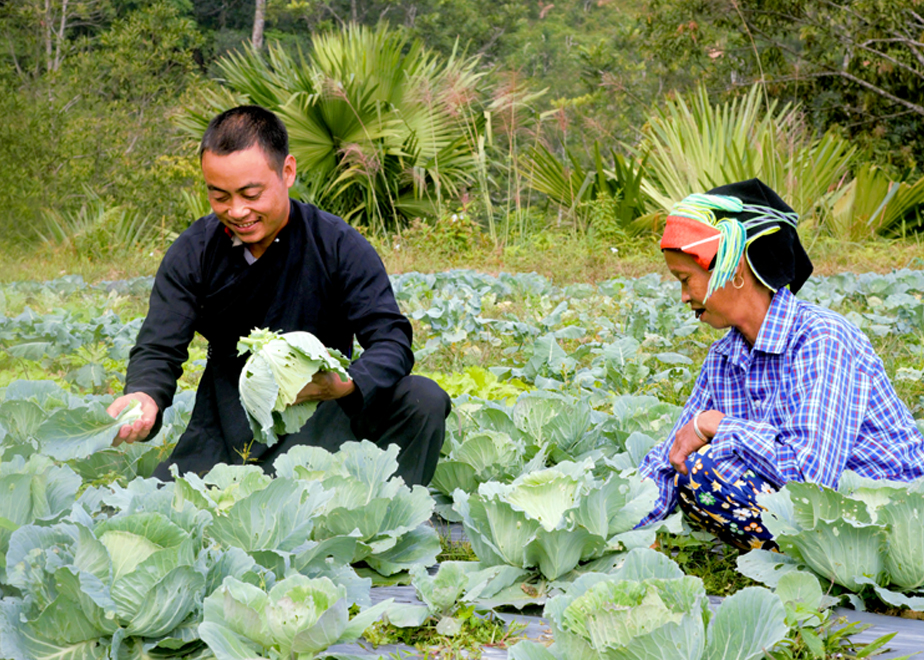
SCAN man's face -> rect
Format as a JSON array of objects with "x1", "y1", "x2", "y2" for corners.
[{"x1": 201, "y1": 145, "x2": 297, "y2": 258}]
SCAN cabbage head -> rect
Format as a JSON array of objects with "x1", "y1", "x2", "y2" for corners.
[
  {"x1": 199, "y1": 575, "x2": 392, "y2": 660},
  {"x1": 237, "y1": 328, "x2": 350, "y2": 446},
  {"x1": 744, "y1": 473, "x2": 924, "y2": 609},
  {"x1": 387, "y1": 561, "x2": 514, "y2": 634},
  {"x1": 451, "y1": 459, "x2": 658, "y2": 607},
  {"x1": 509, "y1": 548, "x2": 788, "y2": 660},
  {"x1": 0, "y1": 454, "x2": 81, "y2": 586},
  {"x1": 1, "y1": 510, "x2": 208, "y2": 659},
  {"x1": 273, "y1": 441, "x2": 441, "y2": 576}
]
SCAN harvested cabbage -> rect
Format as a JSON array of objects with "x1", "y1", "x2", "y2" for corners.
[{"x1": 237, "y1": 328, "x2": 351, "y2": 446}]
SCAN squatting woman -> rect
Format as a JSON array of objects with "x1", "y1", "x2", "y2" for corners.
[{"x1": 638, "y1": 178, "x2": 924, "y2": 550}]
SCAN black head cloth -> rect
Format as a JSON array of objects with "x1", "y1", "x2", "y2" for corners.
[{"x1": 707, "y1": 178, "x2": 814, "y2": 294}]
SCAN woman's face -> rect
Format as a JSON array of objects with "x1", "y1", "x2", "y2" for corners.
[{"x1": 664, "y1": 250, "x2": 738, "y2": 330}]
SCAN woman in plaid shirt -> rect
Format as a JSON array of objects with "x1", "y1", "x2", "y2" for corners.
[{"x1": 637, "y1": 179, "x2": 924, "y2": 550}]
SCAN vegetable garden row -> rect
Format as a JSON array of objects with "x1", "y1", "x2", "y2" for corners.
[{"x1": 1, "y1": 269, "x2": 923, "y2": 659}]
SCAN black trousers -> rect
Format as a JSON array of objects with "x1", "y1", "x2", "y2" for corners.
[{"x1": 255, "y1": 375, "x2": 450, "y2": 486}]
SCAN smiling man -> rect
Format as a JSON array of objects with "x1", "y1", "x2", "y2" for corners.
[{"x1": 107, "y1": 105, "x2": 450, "y2": 485}]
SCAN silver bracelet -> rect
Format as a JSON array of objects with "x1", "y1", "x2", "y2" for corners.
[{"x1": 692, "y1": 411, "x2": 709, "y2": 443}]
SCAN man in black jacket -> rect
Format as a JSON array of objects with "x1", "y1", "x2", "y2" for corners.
[{"x1": 107, "y1": 105, "x2": 450, "y2": 485}]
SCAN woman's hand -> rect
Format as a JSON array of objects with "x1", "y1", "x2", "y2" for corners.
[
  {"x1": 669, "y1": 410, "x2": 724, "y2": 475},
  {"x1": 294, "y1": 371, "x2": 355, "y2": 403}
]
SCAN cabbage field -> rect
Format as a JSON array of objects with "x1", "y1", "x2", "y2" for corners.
[{"x1": 1, "y1": 269, "x2": 923, "y2": 659}]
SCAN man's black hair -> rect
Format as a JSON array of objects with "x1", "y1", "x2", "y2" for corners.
[{"x1": 199, "y1": 105, "x2": 289, "y2": 173}]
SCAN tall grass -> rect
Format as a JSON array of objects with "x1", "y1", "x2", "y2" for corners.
[{"x1": 35, "y1": 190, "x2": 172, "y2": 260}]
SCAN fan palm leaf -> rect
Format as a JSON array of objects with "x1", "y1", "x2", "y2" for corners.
[
  {"x1": 638, "y1": 84, "x2": 856, "y2": 220},
  {"x1": 179, "y1": 24, "x2": 487, "y2": 231},
  {"x1": 824, "y1": 165, "x2": 924, "y2": 240}
]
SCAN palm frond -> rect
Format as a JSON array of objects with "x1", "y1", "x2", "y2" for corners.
[
  {"x1": 637, "y1": 83, "x2": 853, "y2": 221},
  {"x1": 176, "y1": 24, "x2": 487, "y2": 231}
]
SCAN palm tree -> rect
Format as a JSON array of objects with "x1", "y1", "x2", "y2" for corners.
[
  {"x1": 179, "y1": 24, "x2": 486, "y2": 233},
  {"x1": 637, "y1": 84, "x2": 856, "y2": 221}
]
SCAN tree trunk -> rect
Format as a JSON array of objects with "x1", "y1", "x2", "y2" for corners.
[
  {"x1": 53, "y1": 0, "x2": 68, "y2": 72},
  {"x1": 252, "y1": 0, "x2": 265, "y2": 50},
  {"x1": 44, "y1": 0, "x2": 54, "y2": 74}
]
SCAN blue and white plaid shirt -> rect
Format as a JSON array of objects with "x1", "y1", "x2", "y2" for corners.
[{"x1": 638, "y1": 287, "x2": 924, "y2": 525}]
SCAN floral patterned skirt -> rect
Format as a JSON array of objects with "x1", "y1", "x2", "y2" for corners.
[{"x1": 675, "y1": 444, "x2": 779, "y2": 552}]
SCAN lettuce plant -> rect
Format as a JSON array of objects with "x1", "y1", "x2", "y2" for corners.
[
  {"x1": 451, "y1": 459, "x2": 658, "y2": 607},
  {"x1": 509, "y1": 548, "x2": 789, "y2": 660},
  {"x1": 740, "y1": 472, "x2": 924, "y2": 610},
  {"x1": 273, "y1": 441, "x2": 441, "y2": 577},
  {"x1": 199, "y1": 575, "x2": 392, "y2": 660},
  {"x1": 237, "y1": 328, "x2": 351, "y2": 446}
]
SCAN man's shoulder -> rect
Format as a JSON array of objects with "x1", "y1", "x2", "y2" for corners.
[
  {"x1": 167, "y1": 214, "x2": 222, "y2": 254},
  {"x1": 292, "y1": 200, "x2": 364, "y2": 241},
  {"x1": 156, "y1": 214, "x2": 227, "y2": 281},
  {"x1": 291, "y1": 199, "x2": 381, "y2": 260}
]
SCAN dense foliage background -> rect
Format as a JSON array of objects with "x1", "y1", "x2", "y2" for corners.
[{"x1": 3, "y1": 0, "x2": 924, "y2": 256}]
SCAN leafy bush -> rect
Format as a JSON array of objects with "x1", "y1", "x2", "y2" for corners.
[
  {"x1": 35, "y1": 190, "x2": 171, "y2": 260},
  {"x1": 179, "y1": 24, "x2": 488, "y2": 232},
  {"x1": 638, "y1": 83, "x2": 856, "y2": 220},
  {"x1": 521, "y1": 141, "x2": 649, "y2": 233},
  {"x1": 395, "y1": 213, "x2": 491, "y2": 262},
  {"x1": 822, "y1": 164, "x2": 924, "y2": 240}
]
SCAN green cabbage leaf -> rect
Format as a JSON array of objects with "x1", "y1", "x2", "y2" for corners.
[
  {"x1": 199, "y1": 575, "x2": 392, "y2": 660},
  {"x1": 451, "y1": 459, "x2": 658, "y2": 607},
  {"x1": 237, "y1": 328, "x2": 350, "y2": 446},
  {"x1": 273, "y1": 440, "x2": 441, "y2": 577},
  {"x1": 0, "y1": 379, "x2": 144, "y2": 461},
  {"x1": 743, "y1": 473, "x2": 924, "y2": 608},
  {"x1": 1, "y1": 509, "x2": 208, "y2": 660},
  {"x1": 509, "y1": 548, "x2": 788, "y2": 660}
]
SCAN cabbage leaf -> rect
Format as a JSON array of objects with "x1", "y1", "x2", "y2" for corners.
[
  {"x1": 752, "y1": 473, "x2": 924, "y2": 607},
  {"x1": 237, "y1": 328, "x2": 350, "y2": 446},
  {"x1": 510, "y1": 548, "x2": 787, "y2": 660}
]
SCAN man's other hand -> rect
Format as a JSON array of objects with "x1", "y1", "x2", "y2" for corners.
[
  {"x1": 295, "y1": 371, "x2": 355, "y2": 404},
  {"x1": 107, "y1": 392, "x2": 159, "y2": 445}
]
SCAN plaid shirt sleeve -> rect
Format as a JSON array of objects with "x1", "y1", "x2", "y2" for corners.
[
  {"x1": 636, "y1": 366, "x2": 715, "y2": 526},
  {"x1": 635, "y1": 288, "x2": 922, "y2": 526},
  {"x1": 708, "y1": 329, "x2": 867, "y2": 489}
]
